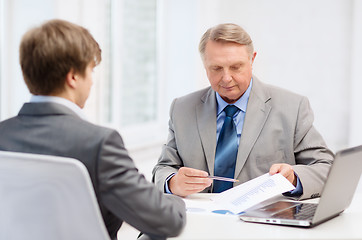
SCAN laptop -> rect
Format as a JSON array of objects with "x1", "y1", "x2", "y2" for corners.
[{"x1": 239, "y1": 145, "x2": 362, "y2": 227}]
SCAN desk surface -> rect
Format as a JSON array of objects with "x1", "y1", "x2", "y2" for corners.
[{"x1": 170, "y1": 192, "x2": 362, "y2": 240}]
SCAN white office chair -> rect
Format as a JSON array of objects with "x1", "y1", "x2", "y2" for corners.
[{"x1": 0, "y1": 150, "x2": 111, "y2": 240}]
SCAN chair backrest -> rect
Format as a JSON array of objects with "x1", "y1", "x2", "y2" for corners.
[{"x1": 0, "y1": 150, "x2": 111, "y2": 240}]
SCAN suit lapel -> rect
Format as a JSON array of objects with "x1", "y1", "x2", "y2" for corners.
[
  {"x1": 196, "y1": 88, "x2": 218, "y2": 175},
  {"x1": 234, "y1": 77, "x2": 272, "y2": 179}
]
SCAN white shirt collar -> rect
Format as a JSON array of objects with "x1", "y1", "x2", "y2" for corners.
[{"x1": 30, "y1": 95, "x2": 87, "y2": 120}]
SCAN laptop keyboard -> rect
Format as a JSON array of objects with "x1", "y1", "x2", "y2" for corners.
[{"x1": 274, "y1": 203, "x2": 317, "y2": 220}]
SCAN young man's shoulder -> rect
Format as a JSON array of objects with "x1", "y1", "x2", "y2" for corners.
[{"x1": 69, "y1": 116, "x2": 120, "y2": 140}]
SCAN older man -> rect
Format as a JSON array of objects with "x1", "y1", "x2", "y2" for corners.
[{"x1": 153, "y1": 23, "x2": 334, "y2": 200}]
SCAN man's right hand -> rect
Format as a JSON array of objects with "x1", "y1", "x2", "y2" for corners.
[{"x1": 169, "y1": 167, "x2": 212, "y2": 197}]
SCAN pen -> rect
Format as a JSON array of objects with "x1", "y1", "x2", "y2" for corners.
[{"x1": 207, "y1": 176, "x2": 239, "y2": 182}]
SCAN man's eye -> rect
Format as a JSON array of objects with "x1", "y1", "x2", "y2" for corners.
[
  {"x1": 231, "y1": 65, "x2": 241, "y2": 71},
  {"x1": 212, "y1": 67, "x2": 222, "y2": 71}
]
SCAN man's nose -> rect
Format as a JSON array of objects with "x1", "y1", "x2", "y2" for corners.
[{"x1": 222, "y1": 70, "x2": 232, "y2": 82}]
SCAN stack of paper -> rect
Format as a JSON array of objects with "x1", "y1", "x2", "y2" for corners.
[
  {"x1": 183, "y1": 173, "x2": 295, "y2": 215},
  {"x1": 211, "y1": 173, "x2": 295, "y2": 214}
]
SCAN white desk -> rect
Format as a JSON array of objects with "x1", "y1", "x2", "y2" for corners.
[{"x1": 170, "y1": 192, "x2": 362, "y2": 240}]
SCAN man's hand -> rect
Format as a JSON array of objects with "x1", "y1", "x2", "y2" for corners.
[
  {"x1": 269, "y1": 163, "x2": 297, "y2": 186},
  {"x1": 169, "y1": 167, "x2": 212, "y2": 197}
]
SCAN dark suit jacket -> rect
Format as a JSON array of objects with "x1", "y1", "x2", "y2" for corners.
[
  {"x1": 153, "y1": 76, "x2": 334, "y2": 200},
  {"x1": 0, "y1": 102, "x2": 186, "y2": 240}
]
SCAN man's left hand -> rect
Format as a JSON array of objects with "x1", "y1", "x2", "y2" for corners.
[{"x1": 269, "y1": 163, "x2": 297, "y2": 186}]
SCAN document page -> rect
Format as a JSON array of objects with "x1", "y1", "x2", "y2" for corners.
[{"x1": 210, "y1": 173, "x2": 295, "y2": 214}]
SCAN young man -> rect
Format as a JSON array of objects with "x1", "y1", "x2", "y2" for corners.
[
  {"x1": 153, "y1": 23, "x2": 334, "y2": 199},
  {"x1": 0, "y1": 19, "x2": 185, "y2": 240}
]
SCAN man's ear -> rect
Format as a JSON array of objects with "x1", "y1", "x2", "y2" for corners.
[
  {"x1": 251, "y1": 51, "x2": 257, "y2": 65},
  {"x1": 65, "y1": 69, "x2": 78, "y2": 89}
]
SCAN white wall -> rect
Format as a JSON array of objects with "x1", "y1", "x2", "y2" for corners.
[
  {"x1": 349, "y1": 0, "x2": 362, "y2": 147},
  {"x1": 161, "y1": 0, "x2": 362, "y2": 152}
]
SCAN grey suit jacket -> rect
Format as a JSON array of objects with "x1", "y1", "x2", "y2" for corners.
[
  {"x1": 0, "y1": 102, "x2": 186, "y2": 240},
  {"x1": 153, "y1": 76, "x2": 334, "y2": 200}
]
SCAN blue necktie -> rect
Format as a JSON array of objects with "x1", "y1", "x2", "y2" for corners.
[{"x1": 213, "y1": 105, "x2": 239, "y2": 193}]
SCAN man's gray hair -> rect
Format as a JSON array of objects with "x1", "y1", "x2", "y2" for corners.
[{"x1": 199, "y1": 23, "x2": 254, "y2": 60}]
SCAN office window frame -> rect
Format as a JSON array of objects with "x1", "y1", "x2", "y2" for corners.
[{"x1": 99, "y1": 0, "x2": 167, "y2": 149}]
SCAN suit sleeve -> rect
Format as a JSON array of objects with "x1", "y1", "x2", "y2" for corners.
[
  {"x1": 152, "y1": 99, "x2": 184, "y2": 191},
  {"x1": 292, "y1": 96, "x2": 334, "y2": 200},
  {"x1": 97, "y1": 130, "x2": 186, "y2": 239}
]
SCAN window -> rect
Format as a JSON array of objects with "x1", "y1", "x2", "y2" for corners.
[
  {"x1": 105, "y1": 0, "x2": 158, "y2": 125},
  {"x1": 101, "y1": 0, "x2": 165, "y2": 148}
]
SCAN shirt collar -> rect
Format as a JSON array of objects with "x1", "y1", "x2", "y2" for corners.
[
  {"x1": 30, "y1": 95, "x2": 87, "y2": 120},
  {"x1": 216, "y1": 78, "x2": 253, "y2": 116}
]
